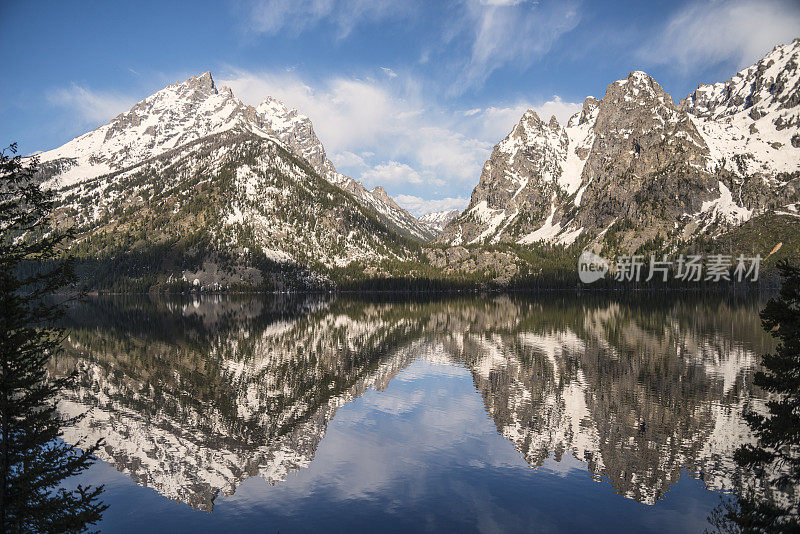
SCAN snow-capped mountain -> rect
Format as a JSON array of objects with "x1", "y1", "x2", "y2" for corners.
[
  {"x1": 38, "y1": 73, "x2": 257, "y2": 188},
  {"x1": 418, "y1": 209, "x2": 460, "y2": 233},
  {"x1": 253, "y1": 96, "x2": 435, "y2": 240},
  {"x1": 440, "y1": 39, "x2": 800, "y2": 251},
  {"x1": 37, "y1": 72, "x2": 433, "y2": 241},
  {"x1": 53, "y1": 127, "x2": 415, "y2": 290}
]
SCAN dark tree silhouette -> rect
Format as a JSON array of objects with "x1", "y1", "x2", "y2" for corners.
[
  {"x1": 709, "y1": 260, "x2": 800, "y2": 533},
  {"x1": 0, "y1": 145, "x2": 106, "y2": 532}
]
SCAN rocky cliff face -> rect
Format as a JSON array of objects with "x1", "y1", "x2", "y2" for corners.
[
  {"x1": 440, "y1": 39, "x2": 800, "y2": 252},
  {"x1": 444, "y1": 109, "x2": 575, "y2": 246},
  {"x1": 574, "y1": 71, "x2": 718, "y2": 237}
]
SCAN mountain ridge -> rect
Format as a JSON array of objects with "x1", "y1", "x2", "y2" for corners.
[
  {"x1": 36, "y1": 71, "x2": 435, "y2": 242},
  {"x1": 25, "y1": 39, "x2": 800, "y2": 291}
]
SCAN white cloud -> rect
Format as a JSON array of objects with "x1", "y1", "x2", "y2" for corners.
[
  {"x1": 241, "y1": 0, "x2": 413, "y2": 39},
  {"x1": 394, "y1": 195, "x2": 469, "y2": 217},
  {"x1": 362, "y1": 161, "x2": 423, "y2": 186},
  {"x1": 455, "y1": 0, "x2": 582, "y2": 92},
  {"x1": 219, "y1": 69, "x2": 493, "y2": 190},
  {"x1": 219, "y1": 68, "x2": 581, "y2": 207},
  {"x1": 640, "y1": 0, "x2": 800, "y2": 72},
  {"x1": 381, "y1": 67, "x2": 398, "y2": 78},
  {"x1": 331, "y1": 150, "x2": 368, "y2": 169},
  {"x1": 46, "y1": 84, "x2": 135, "y2": 125}
]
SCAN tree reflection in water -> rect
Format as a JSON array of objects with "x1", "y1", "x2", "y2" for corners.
[{"x1": 51, "y1": 293, "x2": 791, "y2": 516}]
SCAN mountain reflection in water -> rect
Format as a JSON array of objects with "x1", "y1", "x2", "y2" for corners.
[{"x1": 53, "y1": 294, "x2": 784, "y2": 532}]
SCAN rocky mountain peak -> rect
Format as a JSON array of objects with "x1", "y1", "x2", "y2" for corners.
[
  {"x1": 438, "y1": 98, "x2": 576, "y2": 246},
  {"x1": 36, "y1": 71, "x2": 260, "y2": 189},
  {"x1": 567, "y1": 96, "x2": 599, "y2": 128},
  {"x1": 184, "y1": 71, "x2": 217, "y2": 94},
  {"x1": 572, "y1": 68, "x2": 716, "y2": 237},
  {"x1": 604, "y1": 70, "x2": 675, "y2": 111},
  {"x1": 498, "y1": 108, "x2": 566, "y2": 159},
  {"x1": 256, "y1": 96, "x2": 293, "y2": 118},
  {"x1": 253, "y1": 95, "x2": 340, "y2": 185},
  {"x1": 371, "y1": 186, "x2": 390, "y2": 202},
  {"x1": 442, "y1": 47, "x2": 799, "y2": 250},
  {"x1": 369, "y1": 186, "x2": 402, "y2": 211},
  {"x1": 518, "y1": 109, "x2": 544, "y2": 128}
]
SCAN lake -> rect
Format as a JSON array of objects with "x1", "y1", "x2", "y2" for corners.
[{"x1": 54, "y1": 293, "x2": 778, "y2": 533}]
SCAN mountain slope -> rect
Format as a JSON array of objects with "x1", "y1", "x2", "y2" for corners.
[
  {"x1": 57, "y1": 128, "x2": 416, "y2": 290},
  {"x1": 254, "y1": 96, "x2": 435, "y2": 240},
  {"x1": 440, "y1": 39, "x2": 800, "y2": 253},
  {"x1": 679, "y1": 38, "x2": 800, "y2": 176}
]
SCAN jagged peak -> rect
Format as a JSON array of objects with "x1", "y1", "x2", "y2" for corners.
[
  {"x1": 628, "y1": 70, "x2": 651, "y2": 82},
  {"x1": 604, "y1": 70, "x2": 674, "y2": 109},
  {"x1": 258, "y1": 95, "x2": 290, "y2": 112},
  {"x1": 369, "y1": 186, "x2": 401, "y2": 209},
  {"x1": 764, "y1": 37, "x2": 800, "y2": 63},
  {"x1": 256, "y1": 96, "x2": 313, "y2": 129},
  {"x1": 611, "y1": 70, "x2": 661, "y2": 91},
  {"x1": 180, "y1": 71, "x2": 218, "y2": 94},
  {"x1": 520, "y1": 108, "x2": 543, "y2": 124},
  {"x1": 515, "y1": 108, "x2": 561, "y2": 133},
  {"x1": 691, "y1": 38, "x2": 799, "y2": 94},
  {"x1": 568, "y1": 96, "x2": 600, "y2": 127}
]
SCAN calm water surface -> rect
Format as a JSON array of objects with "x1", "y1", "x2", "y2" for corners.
[{"x1": 54, "y1": 293, "x2": 779, "y2": 532}]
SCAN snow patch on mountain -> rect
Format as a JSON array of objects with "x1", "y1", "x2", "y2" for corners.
[
  {"x1": 418, "y1": 209, "x2": 460, "y2": 232},
  {"x1": 680, "y1": 38, "x2": 800, "y2": 176}
]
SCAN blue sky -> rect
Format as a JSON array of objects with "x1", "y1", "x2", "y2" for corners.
[{"x1": 1, "y1": 0, "x2": 798, "y2": 214}]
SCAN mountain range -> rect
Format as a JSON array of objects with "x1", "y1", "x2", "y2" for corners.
[{"x1": 32, "y1": 39, "x2": 800, "y2": 290}]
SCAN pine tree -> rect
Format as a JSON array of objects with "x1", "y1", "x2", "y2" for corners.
[
  {"x1": 0, "y1": 145, "x2": 106, "y2": 532},
  {"x1": 708, "y1": 260, "x2": 800, "y2": 533}
]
